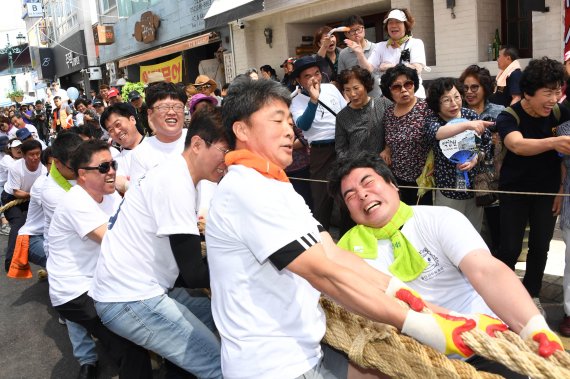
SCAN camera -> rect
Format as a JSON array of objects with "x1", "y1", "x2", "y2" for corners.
[
  {"x1": 399, "y1": 49, "x2": 411, "y2": 63},
  {"x1": 236, "y1": 19, "x2": 245, "y2": 29},
  {"x1": 482, "y1": 116, "x2": 497, "y2": 133}
]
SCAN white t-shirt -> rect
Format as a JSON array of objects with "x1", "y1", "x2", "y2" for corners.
[
  {"x1": 290, "y1": 83, "x2": 346, "y2": 144},
  {"x1": 40, "y1": 175, "x2": 77, "y2": 256},
  {"x1": 368, "y1": 37, "x2": 427, "y2": 98},
  {"x1": 47, "y1": 185, "x2": 121, "y2": 307},
  {"x1": 18, "y1": 174, "x2": 47, "y2": 236},
  {"x1": 4, "y1": 160, "x2": 47, "y2": 195},
  {"x1": 362, "y1": 206, "x2": 492, "y2": 315},
  {"x1": 207, "y1": 165, "x2": 325, "y2": 379},
  {"x1": 196, "y1": 180, "x2": 217, "y2": 219},
  {"x1": 90, "y1": 155, "x2": 199, "y2": 302},
  {"x1": 128, "y1": 129, "x2": 187, "y2": 185},
  {"x1": 0, "y1": 155, "x2": 16, "y2": 188},
  {"x1": 114, "y1": 148, "x2": 134, "y2": 177}
]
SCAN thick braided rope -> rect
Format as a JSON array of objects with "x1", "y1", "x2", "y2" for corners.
[
  {"x1": 320, "y1": 297, "x2": 570, "y2": 379},
  {"x1": 0, "y1": 198, "x2": 28, "y2": 214}
]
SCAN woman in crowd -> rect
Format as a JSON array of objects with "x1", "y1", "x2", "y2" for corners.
[
  {"x1": 459, "y1": 65, "x2": 505, "y2": 252},
  {"x1": 425, "y1": 77, "x2": 493, "y2": 231},
  {"x1": 346, "y1": 8, "x2": 427, "y2": 97},
  {"x1": 496, "y1": 57, "x2": 570, "y2": 314},
  {"x1": 380, "y1": 64, "x2": 433, "y2": 205},
  {"x1": 335, "y1": 65, "x2": 391, "y2": 159},
  {"x1": 245, "y1": 68, "x2": 259, "y2": 80},
  {"x1": 259, "y1": 65, "x2": 279, "y2": 81},
  {"x1": 314, "y1": 25, "x2": 342, "y2": 84}
]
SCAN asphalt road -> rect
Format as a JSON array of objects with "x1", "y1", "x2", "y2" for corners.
[{"x1": 0, "y1": 232, "x2": 118, "y2": 379}]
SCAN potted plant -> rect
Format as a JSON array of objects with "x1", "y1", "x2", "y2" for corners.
[{"x1": 7, "y1": 90, "x2": 24, "y2": 103}]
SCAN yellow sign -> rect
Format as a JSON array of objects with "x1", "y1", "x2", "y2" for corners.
[{"x1": 140, "y1": 56, "x2": 183, "y2": 84}]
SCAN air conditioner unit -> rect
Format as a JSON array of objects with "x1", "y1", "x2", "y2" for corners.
[{"x1": 87, "y1": 67, "x2": 102, "y2": 80}]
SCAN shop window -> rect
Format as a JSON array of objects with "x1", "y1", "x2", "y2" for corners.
[
  {"x1": 501, "y1": 0, "x2": 533, "y2": 58},
  {"x1": 100, "y1": 0, "x2": 118, "y2": 13},
  {"x1": 118, "y1": 0, "x2": 151, "y2": 18}
]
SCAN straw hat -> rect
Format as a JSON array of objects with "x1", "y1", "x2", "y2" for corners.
[
  {"x1": 191, "y1": 75, "x2": 217, "y2": 91},
  {"x1": 146, "y1": 71, "x2": 166, "y2": 85}
]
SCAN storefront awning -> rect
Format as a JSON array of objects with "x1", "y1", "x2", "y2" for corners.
[
  {"x1": 204, "y1": 0, "x2": 264, "y2": 29},
  {"x1": 118, "y1": 32, "x2": 215, "y2": 68}
]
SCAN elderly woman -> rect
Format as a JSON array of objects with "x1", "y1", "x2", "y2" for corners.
[
  {"x1": 314, "y1": 25, "x2": 342, "y2": 84},
  {"x1": 425, "y1": 78, "x2": 493, "y2": 231},
  {"x1": 380, "y1": 64, "x2": 433, "y2": 205},
  {"x1": 347, "y1": 8, "x2": 427, "y2": 98},
  {"x1": 459, "y1": 65, "x2": 505, "y2": 252},
  {"x1": 335, "y1": 65, "x2": 391, "y2": 159}
]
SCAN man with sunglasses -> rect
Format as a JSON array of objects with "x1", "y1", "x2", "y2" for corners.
[
  {"x1": 128, "y1": 82, "x2": 188, "y2": 185},
  {"x1": 47, "y1": 140, "x2": 152, "y2": 379},
  {"x1": 90, "y1": 109, "x2": 228, "y2": 378},
  {"x1": 338, "y1": 15, "x2": 381, "y2": 98},
  {"x1": 40, "y1": 131, "x2": 101, "y2": 378}
]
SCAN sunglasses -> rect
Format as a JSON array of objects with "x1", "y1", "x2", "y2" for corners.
[
  {"x1": 389, "y1": 80, "x2": 415, "y2": 92},
  {"x1": 80, "y1": 160, "x2": 118, "y2": 174},
  {"x1": 195, "y1": 84, "x2": 212, "y2": 90},
  {"x1": 464, "y1": 84, "x2": 480, "y2": 93}
]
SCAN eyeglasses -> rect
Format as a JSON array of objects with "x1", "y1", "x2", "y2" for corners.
[
  {"x1": 464, "y1": 84, "x2": 480, "y2": 93},
  {"x1": 152, "y1": 104, "x2": 185, "y2": 113},
  {"x1": 348, "y1": 26, "x2": 364, "y2": 36},
  {"x1": 80, "y1": 160, "x2": 118, "y2": 174},
  {"x1": 389, "y1": 80, "x2": 414, "y2": 92},
  {"x1": 440, "y1": 95, "x2": 463, "y2": 106},
  {"x1": 205, "y1": 140, "x2": 230, "y2": 155}
]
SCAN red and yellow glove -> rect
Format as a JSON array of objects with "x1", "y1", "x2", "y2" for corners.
[
  {"x1": 402, "y1": 311, "x2": 476, "y2": 357},
  {"x1": 520, "y1": 314, "x2": 564, "y2": 358},
  {"x1": 386, "y1": 276, "x2": 426, "y2": 312},
  {"x1": 450, "y1": 312, "x2": 509, "y2": 337}
]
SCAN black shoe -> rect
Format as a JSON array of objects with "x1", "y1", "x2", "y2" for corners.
[{"x1": 77, "y1": 363, "x2": 97, "y2": 379}]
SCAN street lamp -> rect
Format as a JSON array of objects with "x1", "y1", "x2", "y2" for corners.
[{"x1": 0, "y1": 33, "x2": 26, "y2": 92}]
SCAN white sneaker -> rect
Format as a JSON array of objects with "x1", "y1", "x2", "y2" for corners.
[{"x1": 532, "y1": 297, "x2": 547, "y2": 318}]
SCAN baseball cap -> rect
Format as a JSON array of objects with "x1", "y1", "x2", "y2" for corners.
[
  {"x1": 128, "y1": 90, "x2": 141, "y2": 102},
  {"x1": 16, "y1": 128, "x2": 32, "y2": 140},
  {"x1": 92, "y1": 99, "x2": 104, "y2": 107},
  {"x1": 280, "y1": 57, "x2": 295, "y2": 68},
  {"x1": 383, "y1": 9, "x2": 407, "y2": 23},
  {"x1": 108, "y1": 88, "x2": 119, "y2": 98},
  {"x1": 9, "y1": 140, "x2": 22, "y2": 148},
  {"x1": 565, "y1": 50, "x2": 570, "y2": 63}
]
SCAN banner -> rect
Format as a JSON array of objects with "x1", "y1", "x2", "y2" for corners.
[{"x1": 140, "y1": 56, "x2": 183, "y2": 84}]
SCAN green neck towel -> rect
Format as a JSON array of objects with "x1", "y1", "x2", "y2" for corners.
[
  {"x1": 337, "y1": 202, "x2": 427, "y2": 282},
  {"x1": 50, "y1": 163, "x2": 72, "y2": 192}
]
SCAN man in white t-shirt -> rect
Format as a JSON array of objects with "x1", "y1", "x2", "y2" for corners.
[
  {"x1": 207, "y1": 78, "x2": 482, "y2": 379},
  {"x1": 2, "y1": 139, "x2": 46, "y2": 272},
  {"x1": 47, "y1": 140, "x2": 151, "y2": 379},
  {"x1": 290, "y1": 55, "x2": 347, "y2": 231},
  {"x1": 99, "y1": 103, "x2": 145, "y2": 193},
  {"x1": 11, "y1": 114, "x2": 42, "y2": 144},
  {"x1": 40, "y1": 130, "x2": 99, "y2": 375},
  {"x1": 328, "y1": 152, "x2": 564, "y2": 374},
  {"x1": 91, "y1": 109, "x2": 228, "y2": 378},
  {"x1": 11, "y1": 148, "x2": 53, "y2": 273},
  {"x1": 128, "y1": 82, "x2": 188, "y2": 185}
]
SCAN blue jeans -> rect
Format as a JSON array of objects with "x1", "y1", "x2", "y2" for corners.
[
  {"x1": 95, "y1": 288, "x2": 222, "y2": 378},
  {"x1": 28, "y1": 235, "x2": 46, "y2": 267},
  {"x1": 66, "y1": 320, "x2": 98, "y2": 366}
]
